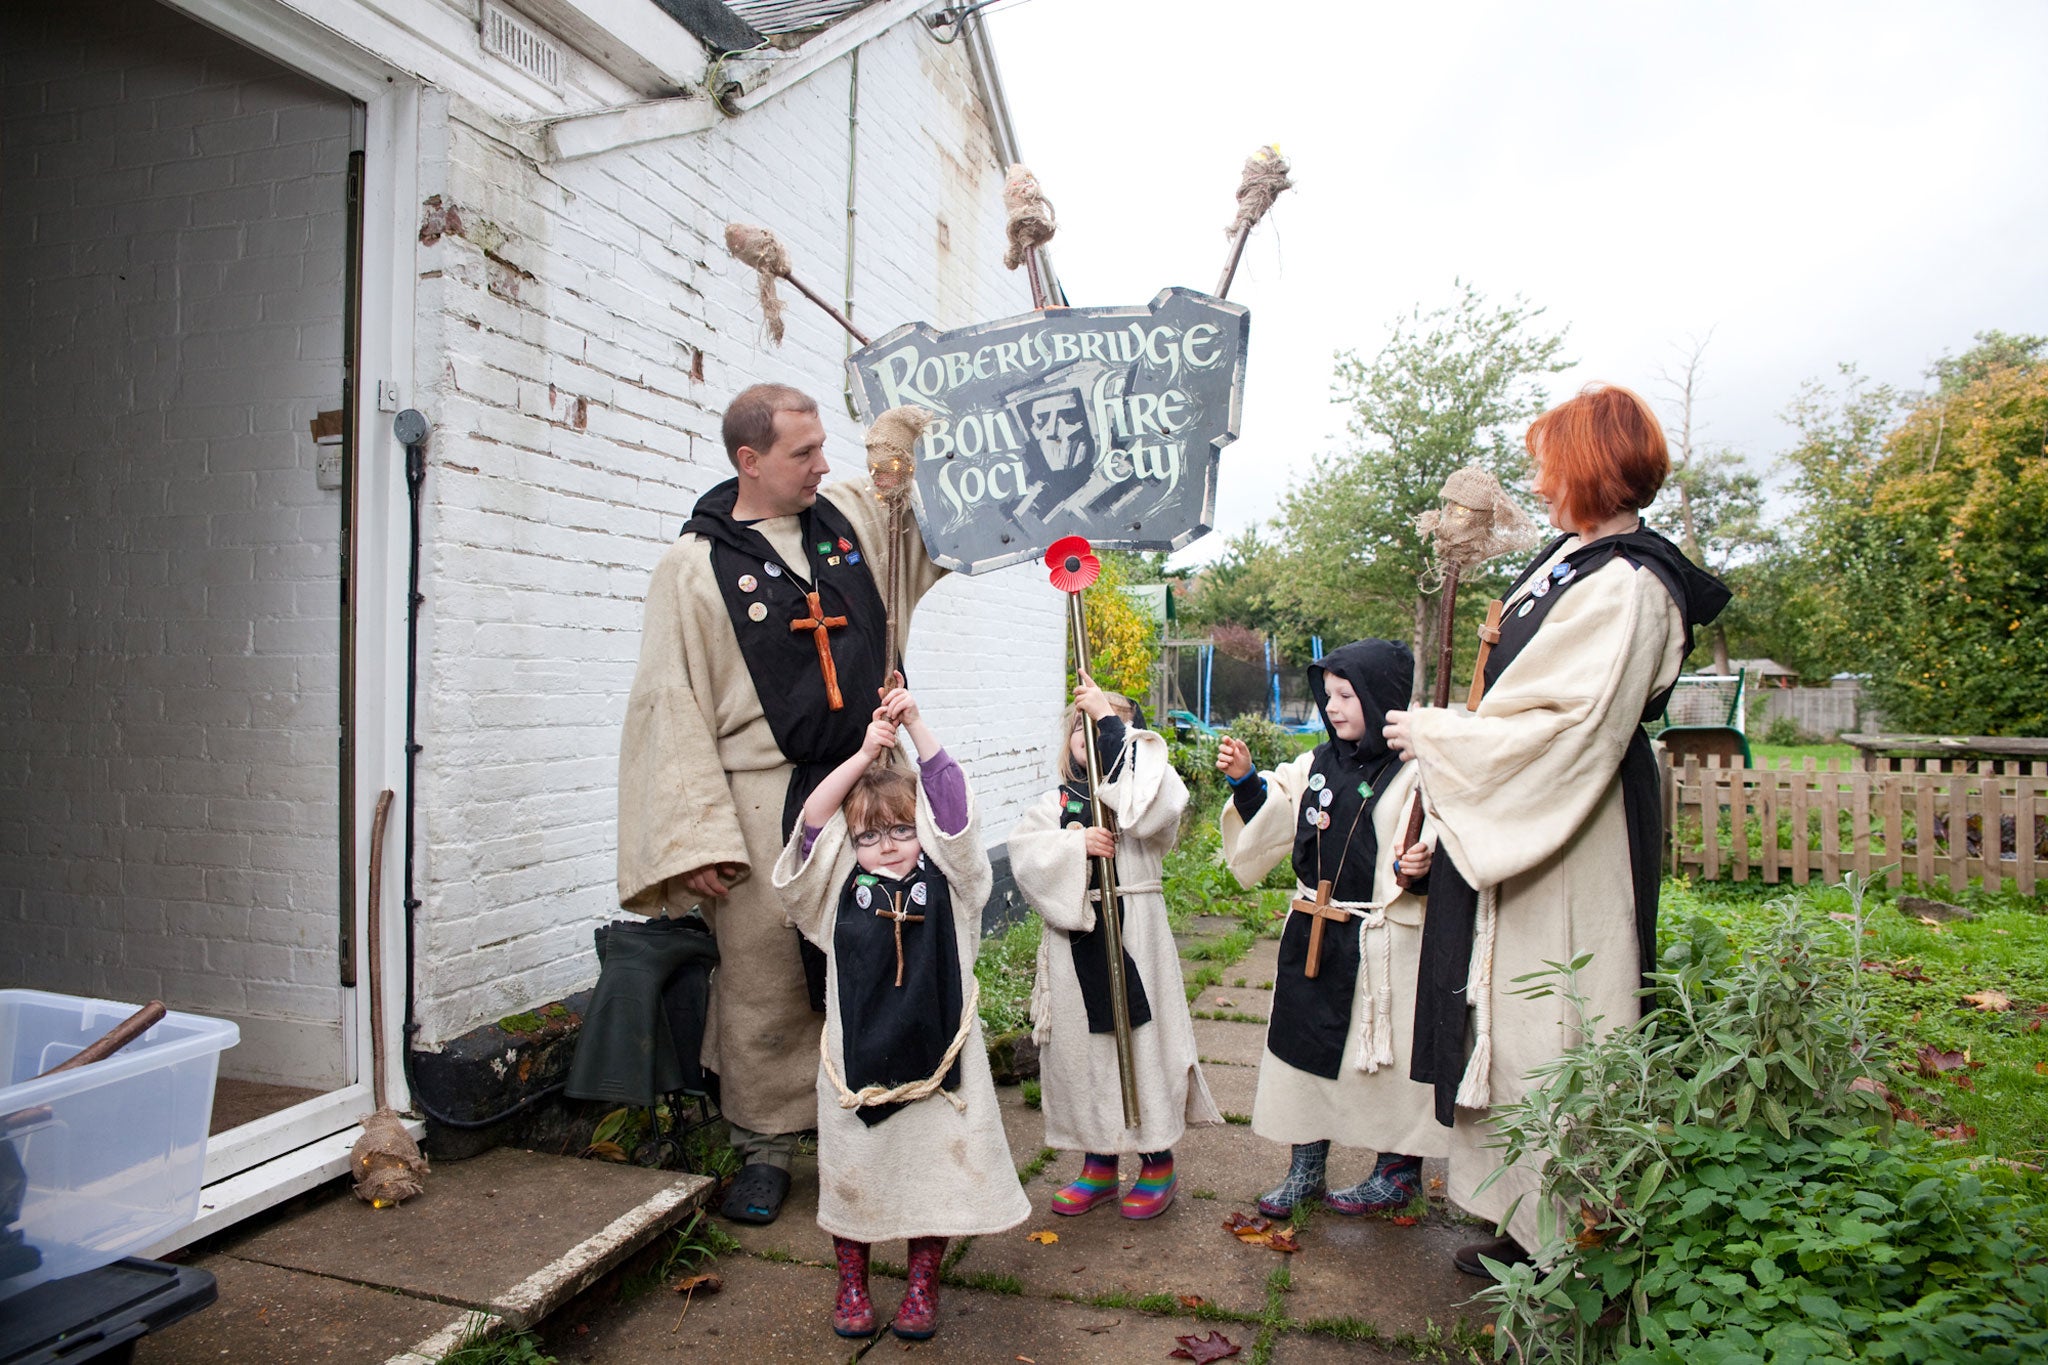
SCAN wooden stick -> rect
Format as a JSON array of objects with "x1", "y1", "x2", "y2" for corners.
[
  {"x1": 1215, "y1": 223, "x2": 1252, "y2": 299},
  {"x1": 36, "y1": 1000, "x2": 167, "y2": 1079},
  {"x1": 367, "y1": 789, "x2": 395, "y2": 1111},
  {"x1": 782, "y1": 271, "x2": 871, "y2": 346},
  {"x1": 1022, "y1": 250, "x2": 1049, "y2": 311},
  {"x1": 1396, "y1": 563, "x2": 1461, "y2": 888}
]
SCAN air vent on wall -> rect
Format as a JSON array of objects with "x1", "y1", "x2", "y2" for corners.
[{"x1": 481, "y1": 3, "x2": 563, "y2": 89}]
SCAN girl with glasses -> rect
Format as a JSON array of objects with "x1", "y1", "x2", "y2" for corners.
[{"x1": 772, "y1": 685, "x2": 1028, "y2": 1341}]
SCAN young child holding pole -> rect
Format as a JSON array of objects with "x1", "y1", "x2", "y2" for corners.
[
  {"x1": 1217, "y1": 640, "x2": 1445, "y2": 1217},
  {"x1": 773, "y1": 686, "x2": 1029, "y2": 1341},
  {"x1": 1007, "y1": 675, "x2": 1221, "y2": 1219}
]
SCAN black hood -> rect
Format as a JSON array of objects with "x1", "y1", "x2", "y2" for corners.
[
  {"x1": 1308, "y1": 639, "x2": 1413, "y2": 766},
  {"x1": 1607, "y1": 526, "x2": 1731, "y2": 662}
]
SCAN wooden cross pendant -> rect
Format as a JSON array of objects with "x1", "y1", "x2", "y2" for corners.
[
  {"x1": 1289, "y1": 879, "x2": 1348, "y2": 979},
  {"x1": 789, "y1": 589, "x2": 849, "y2": 709},
  {"x1": 875, "y1": 890, "x2": 924, "y2": 988}
]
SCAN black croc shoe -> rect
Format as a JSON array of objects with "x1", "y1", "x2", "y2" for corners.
[
  {"x1": 1454, "y1": 1234, "x2": 1532, "y2": 1278},
  {"x1": 720, "y1": 1162, "x2": 791, "y2": 1225}
]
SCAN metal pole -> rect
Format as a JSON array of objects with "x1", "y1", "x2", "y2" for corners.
[
  {"x1": 1067, "y1": 591, "x2": 1141, "y2": 1127},
  {"x1": 1214, "y1": 222, "x2": 1252, "y2": 299}
]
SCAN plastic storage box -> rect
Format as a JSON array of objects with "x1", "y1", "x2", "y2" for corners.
[{"x1": 0, "y1": 990, "x2": 238, "y2": 1302}]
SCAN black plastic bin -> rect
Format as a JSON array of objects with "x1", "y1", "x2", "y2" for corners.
[{"x1": 0, "y1": 1258, "x2": 217, "y2": 1364}]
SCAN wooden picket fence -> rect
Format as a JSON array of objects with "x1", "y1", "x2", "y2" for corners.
[{"x1": 1666, "y1": 757, "x2": 2048, "y2": 897}]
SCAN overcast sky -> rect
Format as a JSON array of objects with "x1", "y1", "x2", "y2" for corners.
[{"x1": 981, "y1": 0, "x2": 2048, "y2": 563}]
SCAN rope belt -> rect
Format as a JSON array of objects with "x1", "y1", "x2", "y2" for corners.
[
  {"x1": 1454, "y1": 884, "x2": 1499, "y2": 1110},
  {"x1": 1085, "y1": 879, "x2": 1163, "y2": 899},
  {"x1": 1291, "y1": 884, "x2": 1398, "y2": 1075},
  {"x1": 822, "y1": 976, "x2": 983, "y2": 1115}
]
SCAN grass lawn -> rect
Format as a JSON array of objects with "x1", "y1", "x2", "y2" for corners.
[
  {"x1": 1747, "y1": 741, "x2": 1858, "y2": 768},
  {"x1": 1665, "y1": 876, "x2": 2048, "y2": 1160}
]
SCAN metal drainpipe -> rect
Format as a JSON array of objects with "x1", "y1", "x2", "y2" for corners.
[
  {"x1": 841, "y1": 45, "x2": 861, "y2": 418},
  {"x1": 391, "y1": 410, "x2": 562, "y2": 1130}
]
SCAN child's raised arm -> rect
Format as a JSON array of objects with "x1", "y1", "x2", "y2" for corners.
[
  {"x1": 800, "y1": 710, "x2": 898, "y2": 835},
  {"x1": 882, "y1": 687, "x2": 969, "y2": 836}
]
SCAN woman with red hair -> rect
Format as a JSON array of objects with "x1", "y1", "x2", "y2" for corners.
[{"x1": 1383, "y1": 384, "x2": 1729, "y2": 1277}]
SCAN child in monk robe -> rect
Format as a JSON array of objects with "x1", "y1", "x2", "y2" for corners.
[
  {"x1": 1217, "y1": 639, "x2": 1444, "y2": 1217},
  {"x1": 773, "y1": 685, "x2": 1029, "y2": 1341},
  {"x1": 1008, "y1": 675, "x2": 1222, "y2": 1219}
]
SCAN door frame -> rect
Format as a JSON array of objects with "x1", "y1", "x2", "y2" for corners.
[{"x1": 149, "y1": 0, "x2": 421, "y2": 1226}]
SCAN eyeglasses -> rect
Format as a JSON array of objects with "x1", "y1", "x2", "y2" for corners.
[{"x1": 851, "y1": 824, "x2": 918, "y2": 848}]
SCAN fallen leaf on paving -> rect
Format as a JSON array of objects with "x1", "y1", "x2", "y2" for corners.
[
  {"x1": 1168, "y1": 1329, "x2": 1242, "y2": 1361},
  {"x1": 1215, "y1": 998, "x2": 1235, "y2": 1008},
  {"x1": 1428, "y1": 1177, "x2": 1444, "y2": 1192},
  {"x1": 1222, "y1": 1211, "x2": 1271, "y2": 1243},
  {"x1": 1916, "y1": 1045, "x2": 1969, "y2": 1077},
  {"x1": 1178, "y1": 1295, "x2": 1209, "y2": 1309},
  {"x1": 1961, "y1": 990, "x2": 2013, "y2": 1012},
  {"x1": 1388, "y1": 1215, "x2": 1421, "y2": 1227},
  {"x1": 1026, "y1": 1229, "x2": 1059, "y2": 1244},
  {"x1": 1265, "y1": 1227, "x2": 1301, "y2": 1253},
  {"x1": 1955, "y1": 1073, "x2": 1975, "y2": 1091},
  {"x1": 671, "y1": 1272, "x2": 722, "y2": 1295},
  {"x1": 1016, "y1": 1356, "x2": 1036, "y2": 1363},
  {"x1": 1078, "y1": 1320, "x2": 1120, "y2": 1334}
]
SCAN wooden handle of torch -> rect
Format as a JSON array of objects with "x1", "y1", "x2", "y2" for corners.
[{"x1": 37, "y1": 1000, "x2": 167, "y2": 1078}]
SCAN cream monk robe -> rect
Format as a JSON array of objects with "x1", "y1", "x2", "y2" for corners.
[
  {"x1": 1006, "y1": 679, "x2": 1221, "y2": 1220},
  {"x1": 1217, "y1": 640, "x2": 1444, "y2": 1219},
  {"x1": 772, "y1": 686, "x2": 1030, "y2": 1342},
  {"x1": 1385, "y1": 384, "x2": 1728, "y2": 1278},
  {"x1": 616, "y1": 384, "x2": 944, "y2": 1226}
]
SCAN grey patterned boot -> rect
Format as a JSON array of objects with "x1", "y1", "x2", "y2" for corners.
[{"x1": 1256, "y1": 1140, "x2": 1329, "y2": 1217}]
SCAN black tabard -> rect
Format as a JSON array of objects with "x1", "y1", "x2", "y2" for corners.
[
  {"x1": 681, "y1": 481, "x2": 891, "y2": 1013},
  {"x1": 679, "y1": 481, "x2": 891, "y2": 839},
  {"x1": 833, "y1": 855, "x2": 962, "y2": 1127},
  {"x1": 1410, "y1": 528, "x2": 1729, "y2": 1125},
  {"x1": 1058, "y1": 716, "x2": 1154, "y2": 1035},
  {"x1": 1263, "y1": 744, "x2": 1401, "y2": 1079}
]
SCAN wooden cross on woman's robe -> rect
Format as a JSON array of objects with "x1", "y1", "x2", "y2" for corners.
[
  {"x1": 876, "y1": 890, "x2": 923, "y2": 988},
  {"x1": 1290, "y1": 879, "x2": 1348, "y2": 979},
  {"x1": 790, "y1": 589, "x2": 848, "y2": 709}
]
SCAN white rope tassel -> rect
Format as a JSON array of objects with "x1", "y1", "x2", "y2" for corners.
[
  {"x1": 823, "y1": 977, "x2": 982, "y2": 1115},
  {"x1": 1029, "y1": 931, "x2": 1052, "y2": 1046},
  {"x1": 1453, "y1": 884, "x2": 1499, "y2": 1109},
  {"x1": 1348, "y1": 906, "x2": 1396, "y2": 1073}
]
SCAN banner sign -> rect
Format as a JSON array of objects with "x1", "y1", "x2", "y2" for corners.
[{"x1": 846, "y1": 287, "x2": 1249, "y2": 575}]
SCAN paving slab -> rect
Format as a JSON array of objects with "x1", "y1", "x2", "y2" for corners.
[
  {"x1": 540, "y1": 1245, "x2": 1324, "y2": 1365},
  {"x1": 219, "y1": 1147, "x2": 710, "y2": 1327},
  {"x1": 1191, "y1": 1015, "x2": 1270, "y2": 1068},
  {"x1": 1269, "y1": 1327, "x2": 1426, "y2": 1363},
  {"x1": 133, "y1": 1254, "x2": 471, "y2": 1365},
  {"x1": 1279, "y1": 1209, "x2": 1482, "y2": 1339}
]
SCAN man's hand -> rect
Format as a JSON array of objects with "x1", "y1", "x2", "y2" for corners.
[
  {"x1": 1074, "y1": 671, "x2": 1115, "y2": 722},
  {"x1": 1083, "y1": 825, "x2": 1116, "y2": 859},
  {"x1": 1383, "y1": 710, "x2": 1416, "y2": 763},
  {"x1": 1396, "y1": 840, "x2": 1433, "y2": 880},
  {"x1": 680, "y1": 862, "x2": 742, "y2": 900},
  {"x1": 1217, "y1": 735, "x2": 1253, "y2": 781}
]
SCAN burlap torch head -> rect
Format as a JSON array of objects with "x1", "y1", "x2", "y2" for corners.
[
  {"x1": 865, "y1": 405, "x2": 932, "y2": 510},
  {"x1": 1415, "y1": 465, "x2": 1542, "y2": 575},
  {"x1": 1001, "y1": 164, "x2": 1056, "y2": 271}
]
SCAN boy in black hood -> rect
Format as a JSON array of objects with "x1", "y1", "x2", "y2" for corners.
[{"x1": 1216, "y1": 640, "x2": 1445, "y2": 1218}]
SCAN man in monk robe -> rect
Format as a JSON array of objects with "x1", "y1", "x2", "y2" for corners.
[{"x1": 616, "y1": 383, "x2": 943, "y2": 1224}]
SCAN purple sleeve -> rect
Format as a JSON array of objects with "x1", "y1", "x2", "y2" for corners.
[
  {"x1": 919, "y1": 749, "x2": 970, "y2": 835},
  {"x1": 800, "y1": 823, "x2": 822, "y2": 858}
]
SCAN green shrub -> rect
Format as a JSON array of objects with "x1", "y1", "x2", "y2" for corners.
[
  {"x1": 976, "y1": 912, "x2": 1042, "y2": 1036},
  {"x1": 1219, "y1": 713, "x2": 1294, "y2": 775},
  {"x1": 1480, "y1": 890, "x2": 2048, "y2": 1364}
]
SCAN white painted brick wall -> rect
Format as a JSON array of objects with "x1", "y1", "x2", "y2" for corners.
[
  {"x1": 0, "y1": 0, "x2": 354, "y2": 1087},
  {"x1": 406, "y1": 20, "x2": 1068, "y2": 1045}
]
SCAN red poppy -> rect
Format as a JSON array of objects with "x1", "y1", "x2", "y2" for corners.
[{"x1": 1045, "y1": 535, "x2": 1100, "y2": 593}]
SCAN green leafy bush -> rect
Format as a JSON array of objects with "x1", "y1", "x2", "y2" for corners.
[
  {"x1": 976, "y1": 912, "x2": 1042, "y2": 1036},
  {"x1": 1481, "y1": 893, "x2": 2048, "y2": 1364},
  {"x1": 1218, "y1": 713, "x2": 1295, "y2": 775}
]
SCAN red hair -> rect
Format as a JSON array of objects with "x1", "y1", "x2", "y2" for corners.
[{"x1": 1526, "y1": 384, "x2": 1669, "y2": 531}]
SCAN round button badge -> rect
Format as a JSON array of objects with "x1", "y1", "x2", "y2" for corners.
[{"x1": 747, "y1": 602, "x2": 768, "y2": 622}]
